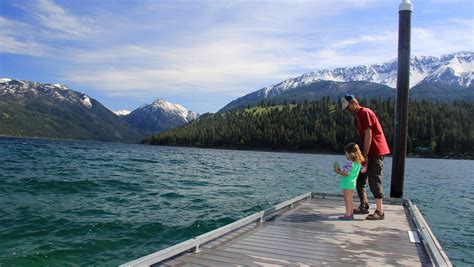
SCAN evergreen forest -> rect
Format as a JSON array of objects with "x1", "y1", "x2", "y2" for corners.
[{"x1": 142, "y1": 98, "x2": 474, "y2": 159}]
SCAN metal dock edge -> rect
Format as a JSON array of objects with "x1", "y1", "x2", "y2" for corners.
[
  {"x1": 405, "y1": 199, "x2": 452, "y2": 267},
  {"x1": 120, "y1": 192, "x2": 451, "y2": 267}
]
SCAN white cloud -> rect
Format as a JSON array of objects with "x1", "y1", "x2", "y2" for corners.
[
  {"x1": 0, "y1": 17, "x2": 47, "y2": 56},
  {"x1": 0, "y1": 0, "x2": 92, "y2": 57},
  {"x1": 332, "y1": 32, "x2": 397, "y2": 49},
  {"x1": 0, "y1": 35, "x2": 46, "y2": 56},
  {"x1": 15, "y1": 0, "x2": 92, "y2": 39},
  {"x1": 411, "y1": 19, "x2": 474, "y2": 56},
  {"x1": 56, "y1": 1, "x2": 379, "y2": 98},
  {"x1": 59, "y1": 13, "x2": 473, "y2": 103}
]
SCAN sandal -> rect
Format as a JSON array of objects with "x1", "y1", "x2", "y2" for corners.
[
  {"x1": 338, "y1": 215, "x2": 354, "y2": 220},
  {"x1": 353, "y1": 207, "x2": 370, "y2": 214},
  {"x1": 366, "y1": 210, "x2": 385, "y2": 220}
]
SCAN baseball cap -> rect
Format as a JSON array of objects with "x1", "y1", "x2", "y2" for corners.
[{"x1": 341, "y1": 94, "x2": 356, "y2": 110}]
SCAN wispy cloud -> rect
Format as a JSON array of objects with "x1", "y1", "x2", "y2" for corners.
[
  {"x1": 411, "y1": 19, "x2": 474, "y2": 55},
  {"x1": 0, "y1": 17, "x2": 46, "y2": 56},
  {"x1": 332, "y1": 32, "x2": 397, "y2": 49},
  {"x1": 13, "y1": 0, "x2": 92, "y2": 39},
  {"x1": 55, "y1": 0, "x2": 378, "y2": 98},
  {"x1": 0, "y1": 0, "x2": 92, "y2": 56}
]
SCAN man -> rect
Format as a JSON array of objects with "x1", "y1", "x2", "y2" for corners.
[{"x1": 341, "y1": 94, "x2": 390, "y2": 220}]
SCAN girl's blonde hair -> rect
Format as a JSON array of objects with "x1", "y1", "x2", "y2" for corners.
[{"x1": 344, "y1": 143, "x2": 364, "y2": 164}]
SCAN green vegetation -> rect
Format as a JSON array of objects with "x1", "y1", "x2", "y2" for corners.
[
  {"x1": 143, "y1": 98, "x2": 474, "y2": 159},
  {"x1": 0, "y1": 99, "x2": 141, "y2": 142}
]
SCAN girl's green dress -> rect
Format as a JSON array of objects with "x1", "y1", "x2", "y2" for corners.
[{"x1": 339, "y1": 160, "x2": 361, "y2": 190}]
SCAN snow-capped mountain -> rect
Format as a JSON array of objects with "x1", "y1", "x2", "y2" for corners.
[
  {"x1": 220, "y1": 51, "x2": 473, "y2": 112},
  {"x1": 420, "y1": 52, "x2": 473, "y2": 86},
  {"x1": 264, "y1": 51, "x2": 472, "y2": 93},
  {"x1": 1, "y1": 78, "x2": 94, "y2": 109},
  {"x1": 146, "y1": 98, "x2": 199, "y2": 122},
  {"x1": 123, "y1": 98, "x2": 199, "y2": 134},
  {"x1": 0, "y1": 78, "x2": 141, "y2": 142}
]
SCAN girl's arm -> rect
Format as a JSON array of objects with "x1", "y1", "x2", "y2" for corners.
[
  {"x1": 336, "y1": 160, "x2": 352, "y2": 177},
  {"x1": 336, "y1": 169, "x2": 349, "y2": 176}
]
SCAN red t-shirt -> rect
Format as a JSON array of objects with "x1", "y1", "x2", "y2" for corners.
[{"x1": 355, "y1": 107, "x2": 390, "y2": 157}]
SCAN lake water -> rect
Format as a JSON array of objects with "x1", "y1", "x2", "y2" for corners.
[{"x1": 0, "y1": 137, "x2": 472, "y2": 266}]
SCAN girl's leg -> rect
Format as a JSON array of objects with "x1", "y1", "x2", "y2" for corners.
[
  {"x1": 343, "y1": 190, "x2": 351, "y2": 216},
  {"x1": 342, "y1": 190, "x2": 345, "y2": 213},
  {"x1": 348, "y1": 190, "x2": 354, "y2": 216}
]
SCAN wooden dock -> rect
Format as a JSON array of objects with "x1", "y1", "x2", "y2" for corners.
[{"x1": 120, "y1": 192, "x2": 451, "y2": 267}]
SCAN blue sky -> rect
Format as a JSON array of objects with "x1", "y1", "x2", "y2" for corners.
[{"x1": 0, "y1": 0, "x2": 473, "y2": 113}]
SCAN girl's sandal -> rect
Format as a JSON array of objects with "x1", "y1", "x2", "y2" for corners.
[{"x1": 337, "y1": 215, "x2": 354, "y2": 220}]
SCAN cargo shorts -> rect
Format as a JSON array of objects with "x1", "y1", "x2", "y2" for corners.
[{"x1": 356, "y1": 156, "x2": 385, "y2": 209}]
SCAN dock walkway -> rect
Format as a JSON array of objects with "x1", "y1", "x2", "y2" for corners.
[{"x1": 121, "y1": 193, "x2": 451, "y2": 267}]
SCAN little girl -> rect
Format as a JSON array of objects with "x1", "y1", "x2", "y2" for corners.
[{"x1": 333, "y1": 143, "x2": 364, "y2": 220}]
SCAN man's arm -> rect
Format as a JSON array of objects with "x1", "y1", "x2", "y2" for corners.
[{"x1": 363, "y1": 127, "x2": 372, "y2": 157}]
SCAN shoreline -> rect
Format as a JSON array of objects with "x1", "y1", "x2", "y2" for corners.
[
  {"x1": 1, "y1": 135, "x2": 471, "y2": 160},
  {"x1": 0, "y1": 134, "x2": 137, "y2": 145},
  {"x1": 142, "y1": 142, "x2": 474, "y2": 160}
]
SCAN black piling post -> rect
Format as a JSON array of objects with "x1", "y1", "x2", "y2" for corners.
[{"x1": 391, "y1": 0, "x2": 412, "y2": 198}]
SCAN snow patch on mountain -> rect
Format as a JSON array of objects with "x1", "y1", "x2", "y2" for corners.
[
  {"x1": 52, "y1": 84, "x2": 69, "y2": 90},
  {"x1": 423, "y1": 53, "x2": 474, "y2": 86},
  {"x1": 81, "y1": 96, "x2": 92, "y2": 108},
  {"x1": 115, "y1": 110, "x2": 131, "y2": 116}
]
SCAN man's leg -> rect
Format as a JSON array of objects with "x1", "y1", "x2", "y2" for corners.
[
  {"x1": 376, "y1": 198, "x2": 383, "y2": 214},
  {"x1": 367, "y1": 156, "x2": 385, "y2": 220},
  {"x1": 355, "y1": 171, "x2": 369, "y2": 211}
]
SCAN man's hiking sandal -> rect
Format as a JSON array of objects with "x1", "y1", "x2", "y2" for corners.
[
  {"x1": 353, "y1": 207, "x2": 370, "y2": 214},
  {"x1": 366, "y1": 210, "x2": 385, "y2": 220}
]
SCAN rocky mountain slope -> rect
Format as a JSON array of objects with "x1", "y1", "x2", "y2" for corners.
[{"x1": 0, "y1": 78, "x2": 141, "y2": 142}]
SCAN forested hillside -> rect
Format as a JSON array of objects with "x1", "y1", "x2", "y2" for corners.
[
  {"x1": 0, "y1": 79, "x2": 142, "y2": 142},
  {"x1": 143, "y1": 98, "x2": 474, "y2": 159}
]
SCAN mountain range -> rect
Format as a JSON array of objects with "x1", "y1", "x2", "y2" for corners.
[
  {"x1": 1, "y1": 51, "x2": 472, "y2": 142},
  {"x1": 220, "y1": 51, "x2": 473, "y2": 112},
  {"x1": 0, "y1": 78, "x2": 142, "y2": 142},
  {"x1": 0, "y1": 78, "x2": 198, "y2": 141}
]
